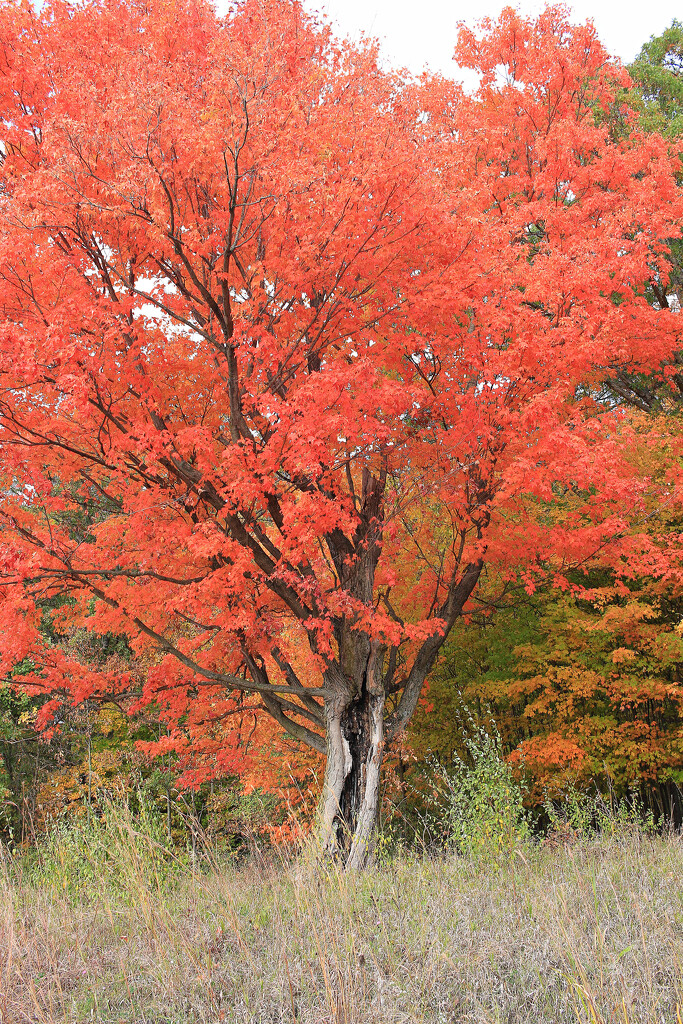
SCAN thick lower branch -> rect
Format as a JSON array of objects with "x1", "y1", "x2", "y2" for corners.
[{"x1": 386, "y1": 558, "x2": 483, "y2": 741}]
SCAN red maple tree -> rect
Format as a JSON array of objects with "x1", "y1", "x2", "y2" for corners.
[{"x1": 0, "y1": 0, "x2": 680, "y2": 865}]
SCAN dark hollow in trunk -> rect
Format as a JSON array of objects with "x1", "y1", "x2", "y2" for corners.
[
  {"x1": 338, "y1": 691, "x2": 375, "y2": 855},
  {"x1": 320, "y1": 679, "x2": 386, "y2": 870}
]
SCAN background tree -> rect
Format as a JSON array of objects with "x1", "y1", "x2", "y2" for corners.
[
  {"x1": 0, "y1": 0, "x2": 681, "y2": 867},
  {"x1": 630, "y1": 20, "x2": 683, "y2": 139}
]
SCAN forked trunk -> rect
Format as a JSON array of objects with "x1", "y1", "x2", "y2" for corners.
[
  {"x1": 319, "y1": 685, "x2": 386, "y2": 870},
  {"x1": 314, "y1": 472, "x2": 483, "y2": 868},
  {"x1": 314, "y1": 555, "x2": 485, "y2": 868}
]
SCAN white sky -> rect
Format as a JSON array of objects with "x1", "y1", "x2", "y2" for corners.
[{"x1": 311, "y1": 0, "x2": 679, "y2": 78}]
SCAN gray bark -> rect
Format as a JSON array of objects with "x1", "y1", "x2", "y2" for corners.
[{"x1": 315, "y1": 558, "x2": 484, "y2": 869}]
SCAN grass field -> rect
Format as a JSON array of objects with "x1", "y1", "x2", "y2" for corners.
[{"x1": 2, "y1": 808, "x2": 683, "y2": 1024}]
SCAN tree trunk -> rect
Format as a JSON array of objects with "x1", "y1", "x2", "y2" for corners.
[
  {"x1": 319, "y1": 684, "x2": 386, "y2": 870},
  {"x1": 314, "y1": 555, "x2": 484, "y2": 869}
]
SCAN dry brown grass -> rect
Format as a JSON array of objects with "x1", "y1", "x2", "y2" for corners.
[{"x1": 1, "y1": 815, "x2": 683, "y2": 1023}]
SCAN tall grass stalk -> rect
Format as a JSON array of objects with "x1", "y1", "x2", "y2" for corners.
[{"x1": 1, "y1": 798, "x2": 683, "y2": 1022}]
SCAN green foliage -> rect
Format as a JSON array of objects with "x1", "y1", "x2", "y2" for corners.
[
  {"x1": 409, "y1": 600, "x2": 541, "y2": 763},
  {"x1": 630, "y1": 21, "x2": 683, "y2": 138},
  {"x1": 24, "y1": 794, "x2": 189, "y2": 901},
  {"x1": 543, "y1": 783, "x2": 657, "y2": 840},
  {"x1": 426, "y1": 716, "x2": 531, "y2": 858},
  {"x1": 203, "y1": 784, "x2": 279, "y2": 851},
  {"x1": 0, "y1": 682, "x2": 44, "y2": 843},
  {"x1": 628, "y1": 21, "x2": 683, "y2": 314}
]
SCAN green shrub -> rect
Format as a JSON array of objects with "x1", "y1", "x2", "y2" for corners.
[{"x1": 426, "y1": 716, "x2": 530, "y2": 857}]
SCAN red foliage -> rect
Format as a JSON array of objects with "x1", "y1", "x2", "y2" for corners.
[{"x1": 0, "y1": 0, "x2": 680, "y2": 808}]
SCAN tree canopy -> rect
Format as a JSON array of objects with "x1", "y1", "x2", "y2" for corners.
[{"x1": 0, "y1": 0, "x2": 681, "y2": 864}]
